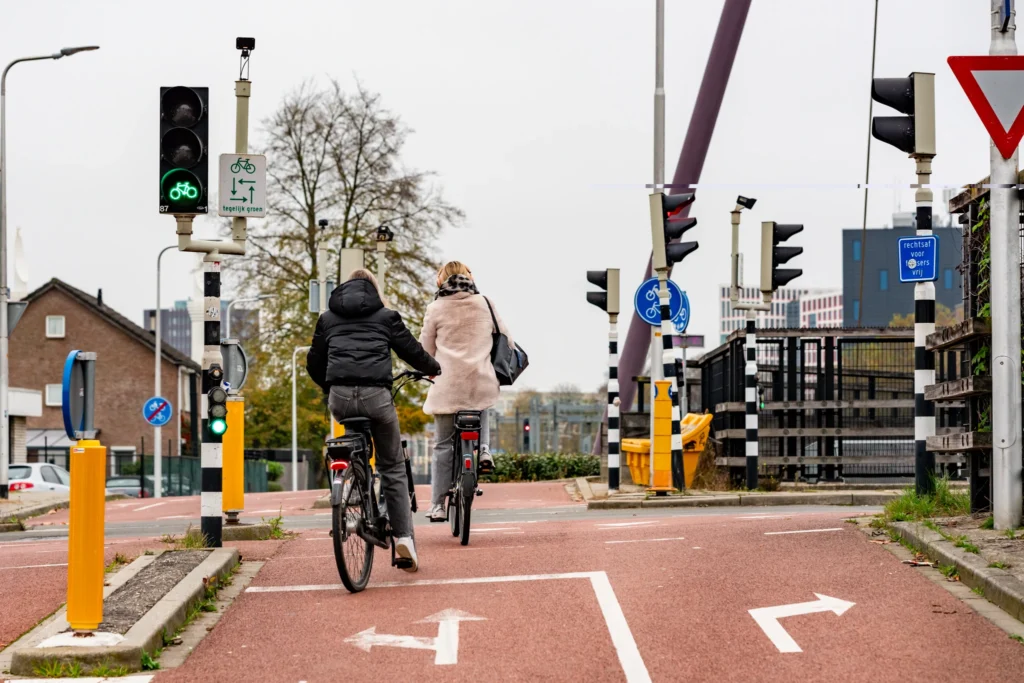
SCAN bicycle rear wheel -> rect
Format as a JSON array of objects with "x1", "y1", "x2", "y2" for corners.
[
  {"x1": 460, "y1": 473, "x2": 474, "y2": 546},
  {"x1": 332, "y1": 465, "x2": 374, "y2": 593},
  {"x1": 449, "y1": 487, "x2": 461, "y2": 538}
]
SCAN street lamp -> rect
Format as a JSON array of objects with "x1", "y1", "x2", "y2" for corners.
[
  {"x1": 0, "y1": 45, "x2": 99, "y2": 499},
  {"x1": 292, "y1": 345, "x2": 310, "y2": 492},
  {"x1": 225, "y1": 294, "x2": 274, "y2": 340}
]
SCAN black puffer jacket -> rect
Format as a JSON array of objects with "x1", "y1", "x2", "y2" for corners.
[{"x1": 306, "y1": 279, "x2": 440, "y2": 390}]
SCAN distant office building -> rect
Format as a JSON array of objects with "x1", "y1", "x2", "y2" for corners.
[
  {"x1": 799, "y1": 290, "x2": 843, "y2": 328},
  {"x1": 841, "y1": 214, "x2": 962, "y2": 327},
  {"x1": 718, "y1": 286, "x2": 807, "y2": 345},
  {"x1": 143, "y1": 300, "x2": 260, "y2": 357}
]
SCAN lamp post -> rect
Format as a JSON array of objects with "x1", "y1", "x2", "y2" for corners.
[
  {"x1": 224, "y1": 294, "x2": 274, "y2": 340},
  {"x1": 152, "y1": 245, "x2": 176, "y2": 498},
  {"x1": 292, "y1": 345, "x2": 310, "y2": 492},
  {"x1": 0, "y1": 45, "x2": 99, "y2": 498}
]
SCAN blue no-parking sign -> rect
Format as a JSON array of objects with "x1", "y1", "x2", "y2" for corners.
[{"x1": 143, "y1": 396, "x2": 173, "y2": 427}]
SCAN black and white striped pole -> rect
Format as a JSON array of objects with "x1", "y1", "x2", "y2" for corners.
[
  {"x1": 649, "y1": 192, "x2": 699, "y2": 492},
  {"x1": 202, "y1": 262, "x2": 226, "y2": 546},
  {"x1": 870, "y1": 70, "x2": 937, "y2": 496},
  {"x1": 586, "y1": 269, "x2": 620, "y2": 491}
]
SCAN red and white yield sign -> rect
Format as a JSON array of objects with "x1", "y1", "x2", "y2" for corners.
[{"x1": 949, "y1": 56, "x2": 1024, "y2": 159}]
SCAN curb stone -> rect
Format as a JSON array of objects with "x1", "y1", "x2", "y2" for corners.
[
  {"x1": 586, "y1": 490, "x2": 898, "y2": 510},
  {"x1": 574, "y1": 477, "x2": 595, "y2": 501},
  {"x1": 0, "y1": 493, "x2": 126, "y2": 532},
  {"x1": 312, "y1": 494, "x2": 331, "y2": 509},
  {"x1": 894, "y1": 521, "x2": 1024, "y2": 623},
  {"x1": 222, "y1": 523, "x2": 273, "y2": 541},
  {"x1": 9, "y1": 548, "x2": 239, "y2": 676}
]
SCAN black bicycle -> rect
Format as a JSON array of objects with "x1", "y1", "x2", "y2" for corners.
[
  {"x1": 325, "y1": 371, "x2": 432, "y2": 593},
  {"x1": 434, "y1": 410, "x2": 485, "y2": 546}
]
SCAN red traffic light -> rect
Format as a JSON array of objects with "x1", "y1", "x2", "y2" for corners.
[{"x1": 524, "y1": 424, "x2": 531, "y2": 432}]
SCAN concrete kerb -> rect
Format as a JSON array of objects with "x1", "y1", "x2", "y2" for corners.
[
  {"x1": 586, "y1": 490, "x2": 899, "y2": 510},
  {"x1": 894, "y1": 521, "x2": 1024, "y2": 623},
  {"x1": 312, "y1": 493, "x2": 331, "y2": 509},
  {"x1": 8, "y1": 548, "x2": 240, "y2": 676}
]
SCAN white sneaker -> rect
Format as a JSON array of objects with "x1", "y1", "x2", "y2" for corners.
[
  {"x1": 394, "y1": 537, "x2": 418, "y2": 572},
  {"x1": 428, "y1": 504, "x2": 446, "y2": 522}
]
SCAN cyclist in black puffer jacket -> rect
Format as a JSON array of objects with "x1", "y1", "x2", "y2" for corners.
[{"x1": 306, "y1": 269, "x2": 440, "y2": 572}]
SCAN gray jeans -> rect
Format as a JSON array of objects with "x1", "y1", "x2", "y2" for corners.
[
  {"x1": 431, "y1": 412, "x2": 489, "y2": 507},
  {"x1": 328, "y1": 385, "x2": 413, "y2": 539}
]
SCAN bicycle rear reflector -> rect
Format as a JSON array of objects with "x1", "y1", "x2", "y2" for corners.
[{"x1": 460, "y1": 431, "x2": 480, "y2": 441}]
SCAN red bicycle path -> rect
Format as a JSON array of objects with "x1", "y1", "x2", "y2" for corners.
[
  {"x1": 22, "y1": 482, "x2": 575, "y2": 528},
  {"x1": 151, "y1": 510, "x2": 1024, "y2": 683}
]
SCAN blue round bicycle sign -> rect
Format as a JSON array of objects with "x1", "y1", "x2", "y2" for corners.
[
  {"x1": 143, "y1": 396, "x2": 173, "y2": 427},
  {"x1": 634, "y1": 278, "x2": 687, "y2": 327}
]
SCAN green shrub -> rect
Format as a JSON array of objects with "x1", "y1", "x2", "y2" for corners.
[
  {"x1": 268, "y1": 482, "x2": 284, "y2": 492},
  {"x1": 481, "y1": 453, "x2": 599, "y2": 483},
  {"x1": 266, "y1": 461, "x2": 284, "y2": 482}
]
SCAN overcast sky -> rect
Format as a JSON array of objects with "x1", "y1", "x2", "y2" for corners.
[{"x1": 0, "y1": 1, "x2": 1002, "y2": 392}]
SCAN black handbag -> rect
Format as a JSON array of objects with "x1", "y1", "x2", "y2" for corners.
[{"x1": 483, "y1": 297, "x2": 528, "y2": 386}]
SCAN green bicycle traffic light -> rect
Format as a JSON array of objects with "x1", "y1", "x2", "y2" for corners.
[
  {"x1": 159, "y1": 86, "x2": 209, "y2": 214},
  {"x1": 208, "y1": 385, "x2": 228, "y2": 436}
]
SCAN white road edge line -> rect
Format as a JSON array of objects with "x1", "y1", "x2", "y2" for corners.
[
  {"x1": 605, "y1": 537, "x2": 686, "y2": 545},
  {"x1": 596, "y1": 521, "x2": 661, "y2": 529},
  {"x1": 0, "y1": 562, "x2": 68, "y2": 570},
  {"x1": 134, "y1": 502, "x2": 166, "y2": 512},
  {"x1": 763, "y1": 528, "x2": 844, "y2": 536},
  {"x1": 245, "y1": 571, "x2": 651, "y2": 683}
]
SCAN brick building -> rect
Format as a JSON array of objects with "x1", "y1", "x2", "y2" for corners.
[{"x1": 10, "y1": 279, "x2": 200, "y2": 464}]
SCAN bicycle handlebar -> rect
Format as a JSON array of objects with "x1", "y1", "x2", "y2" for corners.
[{"x1": 394, "y1": 370, "x2": 437, "y2": 383}]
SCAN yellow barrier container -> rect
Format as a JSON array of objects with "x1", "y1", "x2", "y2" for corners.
[
  {"x1": 67, "y1": 440, "x2": 106, "y2": 631},
  {"x1": 649, "y1": 380, "x2": 675, "y2": 492},
  {"x1": 621, "y1": 438, "x2": 650, "y2": 486},
  {"x1": 223, "y1": 397, "x2": 245, "y2": 512},
  {"x1": 680, "y1": 413, "x2": 714, "y2": 488}
]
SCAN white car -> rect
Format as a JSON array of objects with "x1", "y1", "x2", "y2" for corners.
[{"x1": 9, "y1": 463, "x2": 71, "y2": 493}]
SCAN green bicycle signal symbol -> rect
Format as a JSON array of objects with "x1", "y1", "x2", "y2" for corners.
[
  {"x1": 231, "y1": 157, "x2": 256, "y2": 174},
  {"x1": 169, "y1": 181, "x2": 199, "y2": 202}
]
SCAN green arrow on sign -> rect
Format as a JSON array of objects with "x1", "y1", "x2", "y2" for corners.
[
  {"x1": 249, "y1": 186, "x2": 254, "y2": 204},
  {"x1": 230, "y1": 196, "x2": 247, "y2": 203},
  {"x1": 232, "y1": 178, "x2": 237, "y2": 195},
  {"x1": 239, "y1": 179, "x2": 256, "y2": 186}
]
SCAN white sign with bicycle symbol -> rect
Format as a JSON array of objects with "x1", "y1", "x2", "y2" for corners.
[{"x1": 218, "y1": 153, "x2": 267, "y2": 218}]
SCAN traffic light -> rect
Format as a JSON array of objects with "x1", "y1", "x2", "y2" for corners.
[
  {"x1": 207, "y1": 364, "x2": 228, "y2": 436},
  {"x1": 649, "y1": 193, "x2": 698, "y2": 271},
  {"x1": 586, "y1": 269, "x2": 619, "y2": 314},
  {"x1": 871, "y1": 72, "x2": 935, "y2": 157},
  {"x1": 523, "y1": 418, "x2": 530, "y2": 450},
  {"x1": 760, "y1": 222, "x2": 804, "y2": 293},
  {"x1": 160, "y1": 86, "x2": 209, "y2": 214}
]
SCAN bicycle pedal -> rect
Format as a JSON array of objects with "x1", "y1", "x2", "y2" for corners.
[
  {"x1": 394, "y1": 558, "x2": 413, "y2": 569},
  {"x1": 475, "y1": 489, "x2": 483, "y2": 497}
]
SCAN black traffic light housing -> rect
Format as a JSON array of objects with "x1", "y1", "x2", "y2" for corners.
[
  {"x1": 160, "y1": 86, "x2": 209, "y2": 214},
  {"x1": 760, "y1": 222, "x2": 804, "y2": 292},
  {"x1": 522, "y1": 418, "x2": 531, "y2": 450},
  {"x1": 586, "y1": 269, "x2": 620, "y2": 314},
  {"x1": 207, "y1": 363, "x2": 228, "y2": 436},
  {"x1": 649, "y1": 193, "x2": 698, "y2": 271},
  {"x1": 871, "y1": 72, "x2": 935, "y2": 157}
]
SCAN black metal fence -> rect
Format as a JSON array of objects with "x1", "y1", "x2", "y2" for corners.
[
  {"x1": 699, "y1": 327, "x2": 965, "y2": 484},
  {"x1": 109, "y1": 455, "x2": 269, "y2": 497}
]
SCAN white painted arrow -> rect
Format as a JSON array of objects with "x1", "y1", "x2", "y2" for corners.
[
  {"x1": 344, "y1": 608, "x2": 486, "y2": 665},
  {"x1": 748, "y1": 593, "x2": 855, "y2": 653}
]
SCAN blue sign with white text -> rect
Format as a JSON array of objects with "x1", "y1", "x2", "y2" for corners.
[
  {"x1": 898, "y1": 235, "x2": 939, "y2": 283},
  {"x1": 634, "y1": 278, "x2": 686, "y2": 326}
]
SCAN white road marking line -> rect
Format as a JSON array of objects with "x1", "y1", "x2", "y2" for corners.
[
  {"x1": 305, "y1": 537, "x2": 332, "y2": 541},
  {"x1": 0, "y1": 562, "x2": 68, "y2": 570},
  {"x1": 605, "y1": 537, "x2": 686, "y2": 545},
  {"x1": 247, "y1": 509, "x2": 286, "y2": 514},
  {"x1": 763, "y1": 528, "x2": 844, "y2": 536},
  {"x1": 274, "y1": 554, "x2": 335, "y2": 560},
  {"x1": 472, "y1": 528, "x2": 521, "y2": 533},
  {"x1": 313, "y1": 512, "x2": 331, "y2": 516},
  {"x1": 157, "y1": 515, "x2": 194, "y2": 520},
  {"x1": 596, "y1": 521, "x2": 661, "y2": 529},
  {"x1": 443, "y1": 545, "x2": 525, "y2": 551},
  {"x1": 134, "y1": 502, "x2": 166, "y2": 512},
  {"x1": 737, "y1": 515, "x2": 790, "y2": 520},
  {"x1": 247, "y1": 571, "x2": 650, "y2": 682}
]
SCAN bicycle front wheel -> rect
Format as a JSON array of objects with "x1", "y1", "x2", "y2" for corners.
[{"x1": 332, "y1": 466, "x2": 374, "y2": 593}]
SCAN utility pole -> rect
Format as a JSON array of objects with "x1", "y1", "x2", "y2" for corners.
[
  {"x1": 990, "y1": 0, "x2": 1022, "y2": 528},
  {"x1": 153, "y1": 245, "x2": 176, "y2": 498},
  {"x1": 650, "y1": 0, "x2": 666, "y2": 444}
]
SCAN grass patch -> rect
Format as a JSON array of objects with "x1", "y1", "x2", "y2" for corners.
[
  {"x1": 877, "y1": 476, "x2": 969, "y2": 525},
  {"x1": 972, "y1": 585, "x2": 985, "y2": 596},
  {"x1": 162, "y1": 524, "x2": 208, "y2": 549},
  {"x1": 1012, "y1": 634, "x2": 1024, "y2": 644},
  {"x1": 141, "y1": 648, "x2": 162, "y2": 671},
  {"x1": 953, "y1": 535, "x2": 980, "y2": 554},
  {"x1": 32, "y1": 659, "x2": 82, "y2": 678},
  {"x1": 90, "y1": 661, "x2": 129, "y2": 677},
  {"x1": 1005, "y1": 528, "x2": 1017, "y2": 540},
  {"x1": 937, "y1": 564, "x2": 960, "y2": 579},
  {"x1": 105, "y1": 552, "x2": 132, "y2": 574},
  {"x1": 989, "y1": 561, "x2": 1010, "y2": 569},
  {"x1": 262, "y1": 508, "x2": 291, "y2": 540},
  {"x1": 982, "y1": 516, "x2": 995, "y2": 530}
]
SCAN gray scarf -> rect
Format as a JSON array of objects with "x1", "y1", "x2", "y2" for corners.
[{"x1": 436, "y1": 274, "x2": 479, "y2": 299}]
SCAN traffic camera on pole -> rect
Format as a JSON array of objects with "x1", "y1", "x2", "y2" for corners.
[
  {"x1": 760, "y1": 222, "x2": 804, "y2": 293},
  {"x1": 870, "y1": 72, "x2": 935, "y2": 158},
  {"x1": 586, "y1": 269, "x2": 619, "y2": 314},
  {"x1": 649, "y1": 193, "x2": 698, "y2": 272},
  {"x1": 160, "y1": 86, "x2": 209, "y2": 214},
  {"x1": 207, "y1": 364, "x2": 228, "y2": 436}
]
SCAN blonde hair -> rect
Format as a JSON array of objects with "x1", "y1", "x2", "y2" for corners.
[
  {"x1": 436, "y1": 261, "x2": 472, "y2": 288},
  {"x1": 346, "y1": 268, "x2": 389, "y2": 307}
]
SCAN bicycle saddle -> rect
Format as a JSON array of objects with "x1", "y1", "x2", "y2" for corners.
[{"x1": 337, "y1": 417, "x2": 372, "y2": 431}]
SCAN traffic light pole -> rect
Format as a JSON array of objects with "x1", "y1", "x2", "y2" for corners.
[
  {"x1": 655, "y1": 273, "x2": 684, "y2": 491},
  {"x1": 607, "y1": 313, "x2": 620, "y2": 492},
  {"x1": 913, "y1": 157, "x2": 937, "y2": 497},
  {"x1": 989, "y1": 0, "x2": 1023, "y2": 530}
]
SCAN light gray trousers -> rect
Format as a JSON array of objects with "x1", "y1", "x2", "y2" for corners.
[{"x1": 430, "y1": 412, "x2": 489, "y2": 507}]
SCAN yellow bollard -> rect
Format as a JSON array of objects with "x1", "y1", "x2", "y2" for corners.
[
  {"x1": 649, "y1": 381, "x2": 675, "y2": 493},
  {"x1": 67, "y1": 440, "x2": 106, "y2": 632},
  {"x1": 223, "y1": 397, "x2": 245, "y2": 513}
]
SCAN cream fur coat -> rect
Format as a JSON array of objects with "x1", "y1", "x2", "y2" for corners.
[{"x1": 419, "y1": 292, "x2": 514, "y2": 416}]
